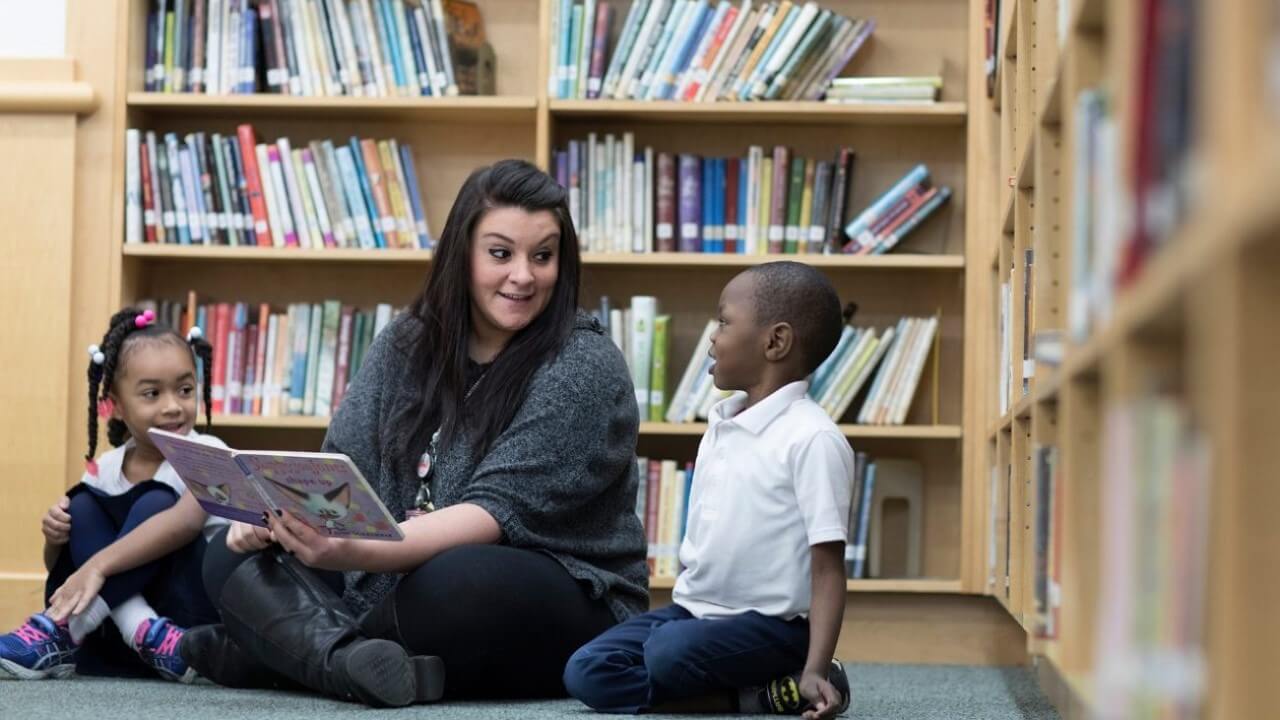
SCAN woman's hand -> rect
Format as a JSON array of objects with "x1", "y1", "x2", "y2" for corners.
[
  {"x1": 225, "y1": 521, "x2": 275, "y2": 554},
  {"x1": 267, "y1": 510, "x2": 353, "y2": 571},
  {"x1": 41, "y1": 496, "x2": 72, "y2": 546},
  {"x1": 798, "y1": 668, "x2": 844, "y2": 720},
  {"x1": 45, "y1": 563, "x2": 106, "y2": 622}
]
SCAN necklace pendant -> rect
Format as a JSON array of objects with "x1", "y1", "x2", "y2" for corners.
[
  {"x1": 417, "y1": 450, "x2": 432, "y2": 479},
  {"x1": 409, "y1": 482, "x2": 435, "y2": 518}
]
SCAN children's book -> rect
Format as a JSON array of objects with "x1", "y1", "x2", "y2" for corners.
[{"x1": 148, "y1": 428, "x2": 404, "y2": 541}]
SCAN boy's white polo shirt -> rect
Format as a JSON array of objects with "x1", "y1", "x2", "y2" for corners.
[{"x1": 673, "y1": 381, "x2": 854, "y2": 620}]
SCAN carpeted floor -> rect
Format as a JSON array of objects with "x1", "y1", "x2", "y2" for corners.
[{"x1": 0, "y1": 663, "x2": 1060, "y2": 719}]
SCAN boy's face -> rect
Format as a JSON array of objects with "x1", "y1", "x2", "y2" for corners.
[{"x1": 708, "y1": 273, "x2": 767, "y2": 391}]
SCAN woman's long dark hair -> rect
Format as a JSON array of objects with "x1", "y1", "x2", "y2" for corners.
[{"x1": 397, "y1": 159, "x2": 581, "y2": 462}]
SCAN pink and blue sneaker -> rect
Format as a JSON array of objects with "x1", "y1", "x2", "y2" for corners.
[
  {"x1": 0, "y1": 613, "x2": 79, "y2": 680},
  {"x1": 133, "y1": 617, "x2": 197, "y2": 683}
]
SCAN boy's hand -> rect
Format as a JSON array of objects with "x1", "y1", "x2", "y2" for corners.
[
  {"x1": 46, "y1": 563, "x2": 106, "y2": 622},
  {"x1": 799, "y1": 668, "x2": 843, "y2": 720},
  {"x1": 41, "y1": 496, "x2": 72, "y2": 546}
]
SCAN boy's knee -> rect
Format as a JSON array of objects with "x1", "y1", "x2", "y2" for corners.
[
  {"x1": 562, "y1": 645, "x2": 597, "y2": 700},
  {"x1": 563, "y1": 645, "x2": 618, "y2": 711},
  {"x1": 642, "y1": 625, "x2": 696, "y2": 688}
]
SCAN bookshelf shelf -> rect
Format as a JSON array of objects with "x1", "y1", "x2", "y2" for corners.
[
  {"x1": 580, "y1": 252, "x2": 966, "y2": 270},
  {"x1": 1071, "y1": 0, "x2": 1106, "y2": 34},
  {"x1": 1016, "y1": 132, "x2": 1036, "y2": 190},
  {"x1": 548, "y1": 100, "x2": 969, "y2": 126},
  {"x1": 126, "y1": 92, "x2": 540, "y2": 122},
  {"x1": 213, "y1": 414, "x2": 328, "y2": 430},
  {"x1": 123, "y1": 244, "x2": 433, "y2": 263},
  {"x1": 1013, "y1": 394, "x2": 1034, "y2": 421},
  {"x1": 649, "y1": 577, "x2": 964, "y2": 594},
  {"x1": 1039, "y1": 59, "x2": 1064, "y2": 127},
  {"x1": 211, "y1": 416, "x2": 965, "y2": 442},
  {"x1": 123, "y1": 244, "x2": 966, "y2": 270},
  {"x1": 989, "y1": 413, "x2": 1013, "y2": 439},
  {"x1": 1002, "y1": 0, "x2": 1019, "y2": 62}
]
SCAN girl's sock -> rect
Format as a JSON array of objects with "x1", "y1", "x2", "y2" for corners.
[
  {"x1": 111, "y1": 596, "x2": 158, "y2": 649},
  {"x1": 67, "y1": 595, "x2": 111, "y2": 645}
]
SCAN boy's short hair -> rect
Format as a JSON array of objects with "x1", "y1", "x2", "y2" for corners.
[{"x1": 743, "y1": 262, "x2": 843, "y2": 375}]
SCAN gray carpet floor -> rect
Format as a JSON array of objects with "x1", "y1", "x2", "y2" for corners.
[{"x1": 0, "y1": 663, "x2": 1059, "y2": 719}]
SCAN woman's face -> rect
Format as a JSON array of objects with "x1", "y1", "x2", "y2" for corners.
[{"x1": 469, "y1": 206, "x2": 561, "y2": 354}]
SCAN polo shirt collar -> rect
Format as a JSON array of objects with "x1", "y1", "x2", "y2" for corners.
[{"x1": 711, "y1": 381, "x2": 809, "y2": 435}]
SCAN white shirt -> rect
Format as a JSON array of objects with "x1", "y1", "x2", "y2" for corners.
[
  {"x1": 673, "y1": 381, "x2": 855, "y2": 620},
  {"x1": 83, "y1": 430, "x2": 231, "y2": 542}
]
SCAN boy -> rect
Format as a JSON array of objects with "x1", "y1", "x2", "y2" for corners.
[{"x1": 564, "y1": 262, "x2": 854, "y2": 719}]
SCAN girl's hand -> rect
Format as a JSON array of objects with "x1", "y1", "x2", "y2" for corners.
[
  {"x1": 267, "y1": 510, "x2": 352, "y2": 571},
  {"x1": 41, "y1": 496, "x2": 72, "y2": 546},
  {"x1": 799, "y1": 668, "x2": 843, "y2": 720},
  {"x1": 46, "y1": 563, "x2": 106, "y2": 622},
  {"x1": 225, "y1": 521, "x2": 275, "y2": 554}
]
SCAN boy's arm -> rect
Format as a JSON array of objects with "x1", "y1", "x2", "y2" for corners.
[{"x1": 804, "y1": 540, "x2": 846, "y2": 677}]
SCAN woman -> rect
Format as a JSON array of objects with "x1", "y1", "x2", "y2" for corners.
[{"x1": 183, "y1": 159, "x2": 648, "y2": 706}]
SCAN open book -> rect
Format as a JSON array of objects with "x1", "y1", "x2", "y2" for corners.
[{"x1": 148, "y1": 428, "x2": 404, "y2": 541}]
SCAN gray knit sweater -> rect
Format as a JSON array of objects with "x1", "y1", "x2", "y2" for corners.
[{"x1": 322, "y1": 311, "x2": 649, "y2": 621}]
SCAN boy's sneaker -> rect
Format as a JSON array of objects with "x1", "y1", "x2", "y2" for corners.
[
  {"x1": 134, "y1": 617, "x2": 197, "y2": 683},
  {"x1": 0, "y1": 613, "x2": 78, "y2": 680},
  {"x1": 744, "y1": 660, "x2": 852, "y2": 716}
]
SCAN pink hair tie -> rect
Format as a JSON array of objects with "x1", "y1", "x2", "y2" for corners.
[
  {"x1": 135, "y1": 309, "x2": 156, "y2": 328},
  {"x1": 97, "y1": 397, "x2": 114, "y2": 419},
  {"x1": 85, "y1": 458, "x2": 99, "y2": 477}
]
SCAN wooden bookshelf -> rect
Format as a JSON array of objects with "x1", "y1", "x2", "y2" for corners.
[
  {"x1": 981, "y1": 0, "x2": 1280, "y2": 717},
  {"x1": 28, "y1": 0, "x2": 1061, "y2": 667},
  {"x1": 94, "y1": 0, "x2": 981, "y2": 600}
]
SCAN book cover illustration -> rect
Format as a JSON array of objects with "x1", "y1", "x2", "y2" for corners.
[{"x1": 148, "y1": 429, "x2": 404, "y2": 541}]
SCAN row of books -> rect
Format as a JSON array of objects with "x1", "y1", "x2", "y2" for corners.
[
  {"x1": 548, "y1": 0, "x2": 874, "y2": 102},
  {"x1": 823, "y1": 75, "x2": 943, "y2": 104},
  {"x1": 844, "y1": 450, "x2": 876, "y2": 578},
  {"x1": 1093, "y1": 396, "x2": 1209, "y2": 720},
  {"x1": 638, "y1": 450, "x2": 917, "y2": 582},
  {"x1": 809, "y1": 314, "x2": 939, "y2": 426},
  {"x1": 1123, "y1": 0, "x2": 1197, "y2": 287},
  {"x1": 659, "y1": 312, "x2": 938, "y2": 426},
  {"x1": 635, "y1": 456, "x2": 694, "y2": 579},
  {"x1": 142, "y1": 0, "x2": 463, "y2": 97},
  {"x1": 1068, "y1": 89, "x2": 1120, "y2": 343},
  {"x1": 554, "y1": 135, "x2": 952, "y2": 256},
  {"x1": 555, "y1": 137, "x2": 859, "y2": 254},
  {"x1": 596, "y1": 296, "x2": 677, "y2": 422},
  {"x1": 143, "y1": 296, "x2": 397, "y2": 418},
  {"x1": 124, "y1": 126, "x2": 433, "y2": 249},
  {"x1": 997, "y1": 248, "x2": 1034, "y2": 415},
  {"x1": 1031, "y1": 444, "x2": 1062, "y2": 640}
]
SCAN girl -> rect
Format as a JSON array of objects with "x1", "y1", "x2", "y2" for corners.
[{"x1": 0, "y1": 307, "x2": 227, "y2": 683}]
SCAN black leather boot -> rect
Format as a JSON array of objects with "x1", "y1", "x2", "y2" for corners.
[
  {"x1": 179, "y1": 624, "x2": 297, "y2": 690},
  {"x1": 215, "y1": 549, "x2": 444, "y2": 707}
]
